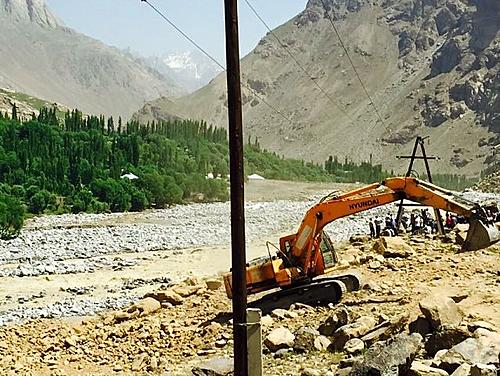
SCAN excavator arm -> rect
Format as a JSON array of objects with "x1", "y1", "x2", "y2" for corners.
[{"x1": 286, "y1": 177, "x2": 498, "y2": 277}]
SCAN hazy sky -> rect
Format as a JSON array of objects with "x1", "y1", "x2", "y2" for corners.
[{"x1": 45, "y1": 0, "x2": 308, "y2": 62}]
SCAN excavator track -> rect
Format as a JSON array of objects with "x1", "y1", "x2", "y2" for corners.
[
  {"x1": 249, "y1": 279, "x2": 346, "y2": 314},
  {"x1": 315, "y1": 273, "x2": 362, "y2": 292}
]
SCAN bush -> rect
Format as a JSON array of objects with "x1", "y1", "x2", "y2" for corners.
[{"x1": 0, "y1": 192, "x2": 24, "y2": 239}]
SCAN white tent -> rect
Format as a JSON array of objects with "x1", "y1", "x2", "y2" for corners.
[
  {"x1": 248, "y1": 174, "x2": 265, "y2": 180},
  {"x1": 120, "y1": 173, "x2": 139, "y2": 180}
]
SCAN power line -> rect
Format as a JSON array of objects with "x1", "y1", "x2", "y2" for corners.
[
  {"x1": 141, "y1": 0, "x2": 297, "y2": 127},
  {"x1": 318, "y1": 0, "x2": 386, "y2": 126},
  {"x1": 242, "y1": 0, "x2": 354, "y2": 123}
]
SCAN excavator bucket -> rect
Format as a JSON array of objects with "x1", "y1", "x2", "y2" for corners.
[{"x1": 462, "y1": 218, "x2": 500, "y2": 251}]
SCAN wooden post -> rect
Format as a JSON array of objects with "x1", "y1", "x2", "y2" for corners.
[{"x1": 223, "y1": 0, "x2": 248, "y2": 374}]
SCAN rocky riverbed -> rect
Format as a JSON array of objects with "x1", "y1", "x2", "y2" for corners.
[{"x1": 0, "y1": 180, "x2": 498, "y2": 326}]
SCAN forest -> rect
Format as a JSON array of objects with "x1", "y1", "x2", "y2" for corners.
[
  {"x1": 0, "y1": 106, "x2": 333, "y2": 238},
  {"x1": 0, "y1": 106, "x2": 478, "y2": 239}
]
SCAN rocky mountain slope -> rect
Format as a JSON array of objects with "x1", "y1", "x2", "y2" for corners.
[
  {"x1": 0, "y1": 0, "x2": 183, "y2": 118},
  {"x1": 134, "y1": 0, "x2": 499, "y2": 176},
  {"x1": 0, "y1": 87, "x2": 70, "y2": 119}
]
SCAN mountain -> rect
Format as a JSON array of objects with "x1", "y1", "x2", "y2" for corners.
[
  {"x1": 145, "y1": 51, "x2": 223, "y2": 93},
  {"x1": 134, "y1": 0, "x2": 499, "y2": 176},
  {"x1": 0, "y1": 0, "x2": 184, "y2": 119},
  {"x1": 0, "y1": 87, "x2": 70, "y2": 119}
]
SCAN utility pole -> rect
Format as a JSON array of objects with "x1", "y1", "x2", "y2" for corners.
[{"x1": 223, "y1": 0, "x2": 248, "y2": 375}]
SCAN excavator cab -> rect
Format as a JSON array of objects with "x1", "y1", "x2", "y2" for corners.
[{"x1": 318, "y1": 231, "x2": 338, "y2": 269}]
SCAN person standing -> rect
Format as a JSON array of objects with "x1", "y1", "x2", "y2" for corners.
[{"x1": 369, "y1": 219, "x2": 375, "y2": 238}]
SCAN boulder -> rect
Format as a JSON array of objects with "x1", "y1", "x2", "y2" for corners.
[
  {"x1": 380, "y1": 237, "x2": 416, "y2": 258},
  {"x1": 410, "y1": 361, "x2": 449, "y2": 376},
  {"x1": 192, "y1": 358, "x2": 234, "y2": 376},
  {"x1": 349, "y1": 333, "x2": 423, "y2": 376},
  {"x1": 450, "y1": 364, "x2": 471, "y2": 376},
  {"x1": 293, "y1": 327, "x2": 320, "y2": 353},
  {"x1": 425, "y1": 325, "x2": 471, "y2": 357},
  {"x1": 318, "y1": 307, "x2": 350, "y2": 336},
  {"x1": 360, "y1": 313, "x2": 410, "y2": 347},
  {"x1": 314, "y1": 335, "x2": 331, "y2": 352},
  {"x1": 205, "y1": 279, "x2": 223, "y2": 291},
  {"x1": 260, "y1": 315, "x2": 274, "y2": 328},
  {"x1": 264, "y1": 327, "x2": 295, "y2": 352},
  {"x1": 146, "y1": 290, "x2": 183, "y2": 306},
  {"x1": 331, "y1": 316, "x2": 377, "y2": 350},
  {"x1": 127, "y1": 297, "x2": 161, "y2": 317},
  {"x1": 473, "y1": 328, "x2": 500, "y2": 352},
  {"x1": 172, "y1": 285, "x2": 201, "y2": 298},
  {"x1": 344, "y1": 338, "x2": 364, "y2": 355},
  {"x1": 470, "y1": 364, "x2": 497, "y2": 376},
  {"x1": 467, "y1": 321, "x2": 497, "y2": 333},
  {"x1": 419, "y1": 295, "x2": 463, "y2": 330},
  {"x1": 438, "y1": 338, "x2": 499, "y2": 373}
]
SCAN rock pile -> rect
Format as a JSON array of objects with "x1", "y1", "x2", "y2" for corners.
[{"x1": 475, "y1": 172, "x2": 500, "y2": 194}]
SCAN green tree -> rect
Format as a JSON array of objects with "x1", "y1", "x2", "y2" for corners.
[{"x1": 0, "y1": 192, "x2": 24, "y2": 239}]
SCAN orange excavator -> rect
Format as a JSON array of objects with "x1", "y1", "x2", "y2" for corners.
[{"x1": 223, "y1": 177, "x2": 500, "y2": 312}]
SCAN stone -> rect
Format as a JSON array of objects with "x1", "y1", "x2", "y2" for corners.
[
  {"x1": 273, "y1": 348, "x2": 292, "y2": 358},
  {"x1": 349, "y1": 333, "x2": 423, "y2": 376},
  {"x1": 450, "y1": 364, "x2": 471, "y2": 376},
  {"x1": 64, "y1": 336, "x2": 78, "y2": 348},
  {"x1": 331, "y1": 316, "x2": 377, "y2": 350},
  {"x1": 408, "y1": 360, "x2": 449, "y2": 376},
  {"x1": 192, "y1": 358, "x2": 234, "y2": 376},
  {"x1": 131, "y1": 353, "x2": 147, "y2": 372},
  {"x1": 468, "y1": 321, "x2": 497, "y2": 333},
  {"x1": 425, "y1": 325, "x2": 471, "y2": 357},
  {"x1": 146, "y1": 290, "x2": 183, "y2": 306},
  {"x1": 172, "y1": 285, "x2": 201, "y2": 297},
  {"x1": 372, "y1": 238, "x2": 386, "y2": 253},
  {"x1": 470, "y1": 364, "x2": 496, "y2": 376},
  {"x1": 314, "y1": 335, "x2": 331, "y2": 352},
  {"x1": 410, "y1": 361, "x2": 449, "y2": 376},
  {"x1": 337, "y1": 368, "x2": 352, "y2": 376},
  {"x1": 349, "y1": 235, "x2": 370, "y2": 244},
  {"x1": 318, "y1": 308, "x2": 350, "y2": 336},
  {"x1": 360, "y1": 313, "x2": 410, "y2": 347},
  {"x1": 261, "y1": 315, "x2": 274, "y2": 328},
  {"x1": 368, "y1": 260, "x2": 382, "y2": 270},
  {"x1": 205, "y1": 279, "x2": 223, "y2": 291},
  {"x1": 264, "y1": 327, "x2": 295, "y2": 352},
  {"x1": 270, "y1": 308, "x2": 297, "y2": 319},
  {"x1": 127, "y1": 297, "x2": 161, "y2": 317},
  {"x1": 419, "y1": 295, "x2": 463, "y2": 330},
  {"x1": 439, "y1": 338, "x2": 499, "y2": 373},
  {"x1": 344, "y1": 338, "x2": 364, "y2": 354},
  {"x1": 149, "y1": 356, "x2": 158, "y2": 371},
  {"x1": 381, "y1": 237, "x2": 416, "y2": 258},
  {"x1": 301, "y1": 368, "x2": 321, "y2": 376},
  {"x1": 473, "y1": 328, "x2": 500, "y2": 351},
  {"x1": 293, "y1": 327, "x2": 320, "y2": 353}
]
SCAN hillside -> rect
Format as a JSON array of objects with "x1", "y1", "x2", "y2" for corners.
[
  {"x1": 134, "y1": 0, "x2": 499, "y2": 176},
  {"x1": 0, "y1": 0, "x2": 184, "y2": 118}
]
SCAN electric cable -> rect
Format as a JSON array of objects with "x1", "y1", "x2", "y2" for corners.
[
  {"x1": 141, "y1": 0, "x2": 298, "y2": 126},
  {"x1": 318, "y1": 0, "x2": 386, "y2": 126},
  {"x1": 243, "y1": 0, "x2": 354, "y2": 123}
]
